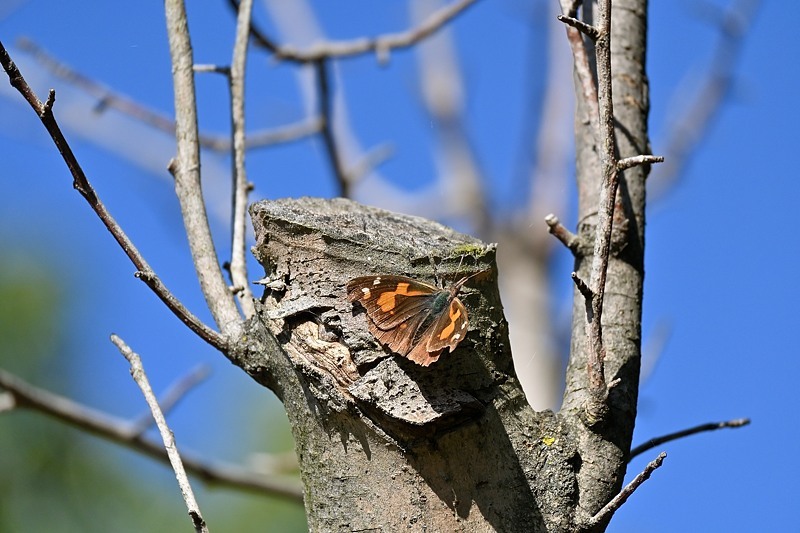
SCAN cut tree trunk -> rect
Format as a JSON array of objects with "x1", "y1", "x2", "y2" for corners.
[{"x1": 223, "y1": 197, "x2": 635, "y2": 532}]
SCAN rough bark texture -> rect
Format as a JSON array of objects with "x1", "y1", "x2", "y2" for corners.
[
  {"x1": 561, "y1": 0, "x2": 650, "y2": 526},
  {"x1": 224, "y1": 189, "x2": 636, "y2": 531},
  {"x1": 233, "y1": 197, "x2": 583, "y2": 531}
]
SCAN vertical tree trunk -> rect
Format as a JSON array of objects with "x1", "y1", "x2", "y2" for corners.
[{"x1": 561, "y1": 0, "x2": 650, "y2": 524}]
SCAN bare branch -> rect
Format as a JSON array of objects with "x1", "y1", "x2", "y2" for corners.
[
  {"x1": 545, "y1": 214, "x2": 580, "y2": 253},
  {"x1": 130, "y1": 364, "x2": 211, "y2": 436},
  {"x1": 0, "y1": 41, "x2": 227, "y2": 352},
  {"x1": 556, "y1": 15, "x2": 600, "y2": 41},
  {"x1": 229, "y1": 0, "x2": 257, "y2": 319},
  {"x1": 193, "y1": 63, "x2": 231, "y2": 75},
  {"x1": 231, "y1": 0, "x2": 481, "y2": 63},
  {"x1": 18, "y1": 39, "x2": 315, "y2": 152},
  {"x1": 237, "y1": 118, "x2": 323, "y2": 150},
  {"x1": 571, "y1": 272, "x2": 594, "y2": 304},
  {"x1": 314, "y1": 59, "x2": 350, "y2": 196},
  {"x1": 0, "y1": 367, "x2": 303, "y2": 501},
  {"x1": 617, "y1": 154, "x2": 664, "y2": 171},
  {"x1": 225, "y1": 0, "x2": 281, "y2": 55},
  {"x1": 558, "y1": 7, "x2": 601, "y2": 186},
  {"x1": 585, "y1": 452, "x2": 667, "y2": 528},
  {"x1": 558, "y1": 0, "x2": 661, "y2": 427},
  {"x1": 111, "y1": 335, "x2": 207, "y2": 532},
  {"x1": 576, "y1": 0, "x2": 622, "y2": 424},
  {"x1": 164, "y1": 0, "x2": 242, "y2": 335},
  {"x1": 629, "y1": 418, "x2": 750, "y2": 460}
]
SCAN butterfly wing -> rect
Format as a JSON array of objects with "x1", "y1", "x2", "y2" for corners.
[
  {"x1": 347, "y1": 276, "x2": 438, "y2": 330},
  {"x1": 426, "y1": 296, "x2": 469, "y2": 353},
  {"x1": 366, "y1": 308, "x2": 431, "y2": 357},
  {"x1": 405, "y1": 296, "x2": 469, "y2": 366},
  {"x1": 348, "y1": 274, "x2": 472, "y2": 366}
]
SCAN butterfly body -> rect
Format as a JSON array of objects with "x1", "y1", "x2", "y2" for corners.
[{"x1": 347, "y1": 273, "x2": 477, "y2": 366}]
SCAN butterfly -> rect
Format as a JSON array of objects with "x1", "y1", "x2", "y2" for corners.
[{"x1": 346, "y1": 271, "x2": 481, "y2": 367}]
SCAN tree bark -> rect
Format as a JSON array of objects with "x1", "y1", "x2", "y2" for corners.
[
  {"x1": 561, "y1": 0, "x2": 650, "y2": 525},
  {"x1": 232, "y1": 198, "x2": 573, "y2": 531},
  {"x1": 226, "y1": 0, "x2": 651, "y2": 530}
]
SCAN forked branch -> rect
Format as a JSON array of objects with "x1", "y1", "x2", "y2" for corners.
[{"x1": 230, "y1": 0, "x2": 481, "y2": 63}]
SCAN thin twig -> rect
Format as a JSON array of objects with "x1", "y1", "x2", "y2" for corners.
[
  {"x1": 314, "y1": 59, "x2": 350, "y2": 196},
  {"x1": 545, "y1": 214, "x2": 580, "y2": 252},
  {"x1": 585, "y1": 452, "x2": 667, "y2": 528},
  {"x1": 229, "y1": 0, "x2": 257, "y2": 319},
  {"x1": 111, "y1": 335, "x2": 208, "y2": 532},
  {"x1": 230, "y1": 0, "x2": 480, "y2": 63},
  {"x1": 0, "y1": 367, "x2": 303, "y2": 501},
  {"x1": 225, "y1": 0, "x2": 280, "y2": 55},
  {"x1": 630, "y1": 418, "x2": 750, "y2": 460},
  {"x1": 617, "y1": 154, "x2": 664, "y2": 171},
  {"x1": 582, "y1": 0, "x2": 619, "y2": 419},
  {"x1": 130, "y1": 364, "x2": 212, "y2": 436},
  {"x1": 572, "y1": 272, "x2": 595, "y2": 329},
  {"x1": 0, "y1": 41, "x2": 227, "y2": 352},
  {"x1": 556, "y1": 15, "x2": 600, "y2": 41},
  {"x1": 579, "y1": 0, "x2": 662, "y2": 425},
  {"x1": 18, "y1": 38, "x2": 316, "y2": 152},
  {"x1": 164, "y1": 0, "x2": 242, "y2": 336},
  {"x1": 237, "y1": 118, "x2": 323, "y2": 149},
  {"x1": 560, "y1": 1, "x2": 663, "y2": 425},
  {"x1": 193, "y1": 63, "x2": 231, "y2": 75},
  {"x1": 558, "y1": 2, "x2": 600, "y2": 147}
]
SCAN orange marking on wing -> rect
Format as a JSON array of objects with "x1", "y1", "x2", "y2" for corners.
[
  {"x1": 376, "y1": 282, "x2": 429, "y2": 312},
  {"x1": 438, "y1": 306, "x2": 462, "y2": 340}
]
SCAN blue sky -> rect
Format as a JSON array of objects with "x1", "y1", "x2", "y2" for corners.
[{"x1": 1, "y1": 0, "x2": 797, "y2": 531}]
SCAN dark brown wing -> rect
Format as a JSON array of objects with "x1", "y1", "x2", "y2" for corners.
[{"x1": 367, "y1": 309, "x2": 431, "y2": 357}]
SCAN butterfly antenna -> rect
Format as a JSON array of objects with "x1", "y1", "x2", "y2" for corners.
[{"x1": 452, "y1": 267, "x2": 488, "y2": 295}]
